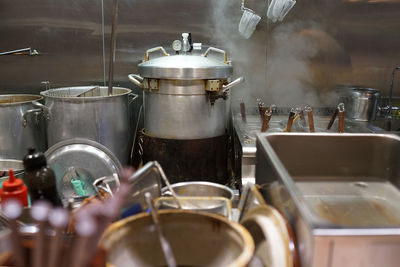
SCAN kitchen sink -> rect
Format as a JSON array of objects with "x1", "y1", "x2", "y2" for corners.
[
  {"x1": 232, "y1": 109, "x2": 373, "y2": 185},
  {"x1": 256, "y1": 133, "x2": 400, "y2": 267}
]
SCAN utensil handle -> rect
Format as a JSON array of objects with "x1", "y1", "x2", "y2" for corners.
[
  {"x1": 22, "y1": 108, "x2": 42, "y2": 127},
  {"x1": 144, "y1": 46, "x2": 169, "y2": 61},
  {"x1": 128, "y1": 74, "x2": 144, "y2": 88},
  {"x1": 222, "y1": 77, "x2": 244, "y2": 93},
  {"x1": 128, "y1": 93, "x2": 139, "y2": 104},
  {"x1": 202, "y1": 47, "x2": 228, "y2": 64},
  {"x1": 32, "y1": 101, "x2": 51, "y2": 120}
]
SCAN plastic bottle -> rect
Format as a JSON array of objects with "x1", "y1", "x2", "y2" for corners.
[
  {"x1": 23, "y1": 148, "x2": 62, "y2": 206},
  {"x1": 0, "y1": 169, "x2": 28, "y2": 207}
]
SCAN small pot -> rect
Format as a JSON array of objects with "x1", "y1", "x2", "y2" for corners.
[{"x1": 339, "y1": 86, "x2": 381, "y2": 121}]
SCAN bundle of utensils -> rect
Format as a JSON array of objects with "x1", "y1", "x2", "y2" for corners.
[
  {"x1": 1, "y1": 168, "x2": 134, "y2": 267},
  {"x1": 241, "y1": 99, "x2": 346, "y2": 133}
]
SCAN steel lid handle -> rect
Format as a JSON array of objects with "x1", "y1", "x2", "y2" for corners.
[
  {"x1": 144, "y1": 46, "x2": 169, "y2": 61},
  {"x1": 202, "y1": 47, "x2": 229, "y2": 64}
]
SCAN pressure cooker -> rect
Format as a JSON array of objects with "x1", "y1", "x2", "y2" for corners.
[{"x1": 128, "y1": 33, "x2": 244, "y2": 139}]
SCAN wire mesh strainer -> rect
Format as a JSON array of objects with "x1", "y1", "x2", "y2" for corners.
[{"x1": 238, "y1": 0, "x2": 261, "y2": 39}]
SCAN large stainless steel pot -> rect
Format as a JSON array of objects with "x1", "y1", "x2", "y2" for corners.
[
  {"x1": 38, "y1": 86, "x2": 137, "y2": 165},
  {"x1": 129, "y1": 42, "x2": 244, "y2": 139},
  {"x1": 0, "y1": 95, "x2": 46, "y2": 160}
]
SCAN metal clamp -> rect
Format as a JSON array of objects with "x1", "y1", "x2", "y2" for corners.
[
  {"x1": 222, "y1": 77, "x2": 245, "y2": 93},
  {"x1": 32, "y1": 101, "x2": 51, "y2": 120},
  {"x1": 22, "y1": 108, "x2": 42, "y2": 127},
  {"x1": 202, "y1": 47, "x2": 229, "y2": 64},
  {"x1": 128, "y1": 93, "x2": 139, "y2": 104},
  {"x1": 128, "y1": 74, "x2": 144, "y2": 88},
  {"x1": 144, "y1": 46, "x2": 169, "y2": 62},
  {"x1": 205, "y1": 80, "x2": 221, "y2": 92}
]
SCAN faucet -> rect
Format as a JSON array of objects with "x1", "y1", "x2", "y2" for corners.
[{"x1": 386, "y1": 66, "x2": 400, "y2": 130}]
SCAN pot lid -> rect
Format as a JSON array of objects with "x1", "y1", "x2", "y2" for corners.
[
  {"x1": 45, "y1": 138, "x2": 122, "y2": 201},
  {"x1": 138, "y1": 54, "x2": 233, "y2": 80}
]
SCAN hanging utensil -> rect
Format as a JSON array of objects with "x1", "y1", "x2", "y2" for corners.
[
  {"x1": 239, "y1": 0, "x2": 261, "y2": 39},
  {"x1": 108, "y1": 0, "x2": 119, "y2": 96}
]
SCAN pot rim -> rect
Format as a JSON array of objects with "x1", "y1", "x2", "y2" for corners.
[
  {"x1": 161, "y1": 181, "x2": 235, "y2": 201},
  {"x1": 100, "y1": 209, "x2": 255, "y2": 267},
  {"x1": 0, "y1": 94, "x2": 43, "y2": 106},
  {"x1": 40, "y1": 86, "x2": 132, "y2": 100}
]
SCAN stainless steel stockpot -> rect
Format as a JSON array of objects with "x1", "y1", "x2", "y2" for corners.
[
  {"x1": 38, "y1": 86, "x2": 138, "y2": 165},
  {"x1": 129, "y1": 45, "x2": 243, "y2": 139},
  {"x1": 0, "y1": 94, "x2": 46, "y2": 160}
]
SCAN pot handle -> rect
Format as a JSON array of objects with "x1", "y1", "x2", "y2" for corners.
[
  {"x1": 144, "y1": 46, "x2": 169, "y2": 61},
  {"x1": 128, "y1": 93, "x2": 139, "y2": 104},
  {"x1": 22, "y1": 108, "x2": 42, "y2": 127},
  {"x1": 222, "y1": 77, "x2": 245, "y2": 93},
  {"x1": 202, "y1": 47, "x2": 229, "y2": 64},
  {"x1": 32, "y1": 101, "x2": 51, "y2": 120},
  {"x1": 128, "y1": 74, "x2": 144, "y2": 88}
]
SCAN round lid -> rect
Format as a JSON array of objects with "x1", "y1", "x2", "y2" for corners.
[
  {"x1": 45, "y1": 138, "x2": 122, "y2": 200},
  {"x1": 138, "y1": 54, "x2": 233, "y2": 79}
]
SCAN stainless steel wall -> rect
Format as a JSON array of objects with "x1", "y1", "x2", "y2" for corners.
[{"x1": 0, "y1": 0, "x2": 399, "y2": 107}]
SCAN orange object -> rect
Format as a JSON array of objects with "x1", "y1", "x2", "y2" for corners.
[{"x1": 0, "y1": 169, "x2": 28, "y2": 207}]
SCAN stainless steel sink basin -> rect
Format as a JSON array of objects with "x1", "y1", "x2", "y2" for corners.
[{"x1": 256, "y1": 133, "x2": 400, "y2": 267}]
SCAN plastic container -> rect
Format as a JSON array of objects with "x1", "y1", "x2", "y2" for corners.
[{"x1": 0, "y1": 169, "x2": 28, "y2": 207}]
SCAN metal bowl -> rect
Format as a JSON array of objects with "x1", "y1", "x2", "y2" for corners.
[{"x1": 162, "y1": 181, "x2": 234, "y2": 201}]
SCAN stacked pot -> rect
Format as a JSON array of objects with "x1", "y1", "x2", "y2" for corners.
[
  {"x1": 38, "y1": 86, "x2": 137, "y2": 166},
  {"x1": 0, "y1": 95, "x2": 46, "y2": 160}
]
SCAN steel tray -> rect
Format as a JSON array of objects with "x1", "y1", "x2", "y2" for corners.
[{"x1": 256, "y1": 133, "x2": 400, "y2": 267}]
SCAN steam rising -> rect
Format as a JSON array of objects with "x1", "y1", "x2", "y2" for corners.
[{"x1": 209, "y1": 0, "x2": 344, "y2": 110}]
